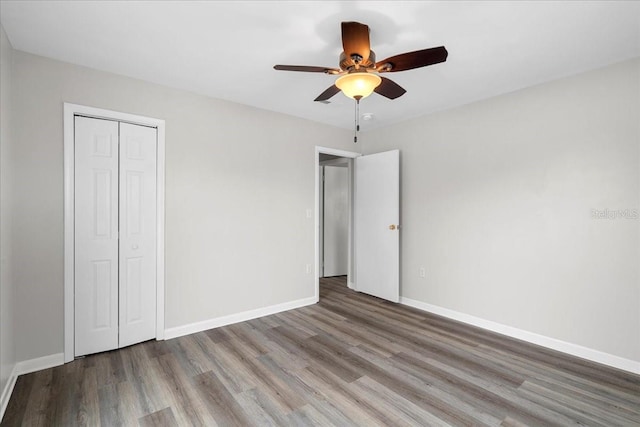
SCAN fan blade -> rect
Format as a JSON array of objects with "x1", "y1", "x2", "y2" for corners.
[
  {"x1": 274, "y1": 65, "x2": 339, "y2": 73},
  {"x1": 374, "y1": 77, "x2": 406, "y2": 100},
  {"x1": 376, "y1": 46, "x2": 448, "y2": 72},
  {"x1": 341, "y1": 22, "x2": 371, "y2": 65},
  {"x1": 314, "y1": 85, "x2": 341, "y2": 102}
]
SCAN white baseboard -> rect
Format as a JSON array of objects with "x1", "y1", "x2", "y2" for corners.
[
  {"x1": 16, "y1": 353, "x2": 64, "y2": 376},
  {"x1": 165, "y1": 296, "x2": 317, "y2": 340},
  {"x1": 0, "y1": 364, "x2": 18, "y2": 422},
  {"x1": 0, "y1": 352, "x2": 65, "y2": 422},
  {"x1": 400, "y1": 297, "x2": 640, "y2": 375}
]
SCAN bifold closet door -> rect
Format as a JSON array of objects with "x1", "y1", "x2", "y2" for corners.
[
  {"x1": 75, "y1": 117, "x2": 157, "y2": 357},
  {"x1": 118, "y1": 122, "x2": 157, "y2": 348},
  {"x1": 75, "y1": 117, "x2": 120, "y2": 356}
]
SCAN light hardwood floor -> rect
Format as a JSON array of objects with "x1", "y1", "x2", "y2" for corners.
[{"x1": 2, "y1": 276, "x2": 639, "y2": 426}]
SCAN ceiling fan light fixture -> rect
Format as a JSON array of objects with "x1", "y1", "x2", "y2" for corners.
[{"x1": 335, "y1": 72, "x2": 382, "y2": 100}]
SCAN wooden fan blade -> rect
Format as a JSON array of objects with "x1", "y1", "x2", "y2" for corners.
[
  {"x1": 374, "y1": 77, "x2": 406, "y2": 100},
  {"x1": 274, "y1": 65, "x2": 340, "y2": 73},
  {"x1": 314, "y1": 85, "x2": 341, "y2": 102},
  {"x1": 341, "y1": 22, "x2": 371, "y2": 65},
  {"x1": 376, "y1": 46, "x2": 448, "y2": 72}
]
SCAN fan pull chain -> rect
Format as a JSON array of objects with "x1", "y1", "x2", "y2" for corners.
[{"x1": 354, "y1": 97, "x2": 361, "y2": 143}]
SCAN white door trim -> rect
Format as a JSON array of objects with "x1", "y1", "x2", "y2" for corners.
[
  {"x1": 319, "y1": 165, "x2": 324, "y2": 279},
  {"x1": 63, "y1": 103, "x2": 166, "y2": 363},
  {"x1": 314, "y1": 146, "x2": 360, "y2": 301}
]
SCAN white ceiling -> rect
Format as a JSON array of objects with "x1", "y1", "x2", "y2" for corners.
[{"x1": 1, "y1": 1, "x2": 639, "y2": 131}]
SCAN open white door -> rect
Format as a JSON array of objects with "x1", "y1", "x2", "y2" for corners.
[{"x1": 355, "y1": 150, "x2": 399, "y2": 302}]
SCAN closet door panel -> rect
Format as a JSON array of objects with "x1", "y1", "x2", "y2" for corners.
[
  {"x1": 74, "y1": 116, "x2": 119, "y2": 356},
  {"x1": 118, "y1": 122, "x2": 157, "y2": 348}
]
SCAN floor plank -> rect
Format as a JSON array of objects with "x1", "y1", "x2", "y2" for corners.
[
  {"x1": 2, "y1": 276, "x2": 639, "y2": 426},
  {"x1": 138, "y1": 407, "x2": 178, "y2": 427}
]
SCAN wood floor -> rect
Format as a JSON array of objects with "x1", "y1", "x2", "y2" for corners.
[{"x1": 3, "y1": 277, "x2": 639, "y2": 426}]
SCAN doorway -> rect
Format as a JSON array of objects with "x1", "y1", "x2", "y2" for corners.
[
  {"x1": 315, "y1": 146, "x2": 401, "y2": 303},
  {"x1": 314, "y1": 147, "x2": 360, "y2": 301},
  {"x1": 320, "y1": 156, "x2": 349, "y2": 278},
  {"x1": 63, "y1": 104, "x2": 166, "y2": 363}
]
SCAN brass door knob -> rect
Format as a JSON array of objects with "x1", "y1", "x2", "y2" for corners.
[{"x1": 389, "y1": 225, "x2": 396, "y2": 230}]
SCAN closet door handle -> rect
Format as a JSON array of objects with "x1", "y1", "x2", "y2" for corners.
[{"x1": 132, "y1": 244, "x2": 139, "y2": 250}]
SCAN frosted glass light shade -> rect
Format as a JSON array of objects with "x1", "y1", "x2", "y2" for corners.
[{"x1": 335, "y1": 72, "x2": 382, "y2": 99}]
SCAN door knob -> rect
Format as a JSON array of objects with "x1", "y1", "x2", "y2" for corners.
[
  {"x1": 389, "y1": 225, "x2": 396, "y2": 230},
  {"x1": 132, "y1": 244, "x2": 139, "y2": 250}
]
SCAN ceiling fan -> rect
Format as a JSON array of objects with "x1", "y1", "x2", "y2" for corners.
[{"x1": 274, "y1": 21, "x2": 448, "y2": 102}]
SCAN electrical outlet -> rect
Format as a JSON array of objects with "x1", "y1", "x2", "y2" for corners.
[{"x1": 419, "y1": 267, "x2": 426, "y2": 278}]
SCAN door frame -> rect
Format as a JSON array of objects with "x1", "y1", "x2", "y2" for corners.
[
  {"x1": 314, "y1": 146, "x2": 360, "y2": 301},
  {"x1": 319, "y1": 165, "x2": 324, "y2": 278},
  {"x1": 63, "y1": 103, "x2": 166, "y2": 363}
]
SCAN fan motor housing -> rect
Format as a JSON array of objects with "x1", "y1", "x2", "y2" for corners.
[{"x1": 340, "y1": 51, "x2": 376, "y2": 71}]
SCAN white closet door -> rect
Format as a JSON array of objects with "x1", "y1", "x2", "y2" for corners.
[
  {"x1": 118, "y1": 122, "x2": 157, "y2": 348},
  {"x1": 75, "y1": 116, "x2": 119, "y2": 356}
]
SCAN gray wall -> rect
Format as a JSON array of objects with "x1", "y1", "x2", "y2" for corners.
[
  {"x1": 362, "y1": 59, "x2": 640, "y2": 362},
  {"x1": 0, "y1": 24, "x2": 16, "y2": 400},
  {"x1": 5, "y1": 39, "x2": 638, "y2": 367},
  {"x1": 10, "y1": 50, "x2": 353, "y2": 361}
]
